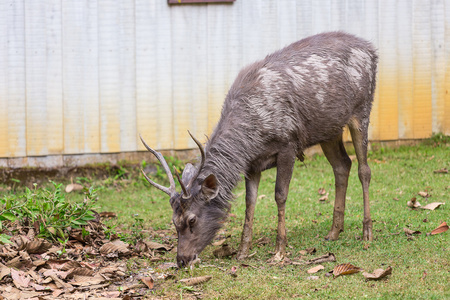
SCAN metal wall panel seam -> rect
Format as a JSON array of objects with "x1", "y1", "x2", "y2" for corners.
[
  {"x1": 445, "y1": 0, "x2": 450, "y2": 134},
  {"x1": 25, "y1": 0, "x2": 47, "y2": 156},
  {"x1": 412, "y1": 0, "x2": 432, "y2": 139},
  {"x1": 7, "y1": 0, "x2": 27, "y2": 157},
  {"x1": 156, "y1": 0, "x2": 174, "y2": 150},
  {"x1": 46, "y1": 0, "x2": 64, "y2": 155},
  {"x1": 430, "y1": 0, "x2": 446, "y2": 134},
  {"x1": 363, "y1": 0, "x2": 379, "y2": 141},
  {"x1": 377, "y1": 0, "x2": 399, "y2": 140},
  {"x1": 118, "y1": 0, "x2": 137, "y2": 152},
  {"x1": 397, "y1": 0, "x2": 414, "y2": 139},
  {"x1": 0, "y1": 1, "x2": 9, "y2": 157}
]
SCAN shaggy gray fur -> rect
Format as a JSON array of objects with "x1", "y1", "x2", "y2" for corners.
[{"x1": 146, "y1": 31, "x2": 378, "y2": 267}]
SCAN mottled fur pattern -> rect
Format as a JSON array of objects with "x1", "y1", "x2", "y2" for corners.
[
  {"x1": 203, "y1": 31, "x2": 377, "y2": 211},
  {"x1": 160, "y1": 32, "x2": 378, "y2": 267}
]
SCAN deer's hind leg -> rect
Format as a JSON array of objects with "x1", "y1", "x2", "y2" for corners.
[
  {"x1": 320, "y1": 135, "x2": 352, "y2": 241},
  {"x1": 349, "y1": 118, "x2": 373, "y2": 241}
]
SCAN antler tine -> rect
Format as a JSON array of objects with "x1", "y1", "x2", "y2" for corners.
[
  {"x1": 187, "y1": 131, "x2": 206, "y2": 188},
  {"x1": 173, "y1": 166, "x2": 190, "y2": 199},
  {"x1": 139, "y1": 134, "x2": 176, "y2": 196}
]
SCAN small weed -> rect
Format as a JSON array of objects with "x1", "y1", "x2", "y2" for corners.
[
  {"x1": 154, "y1": 156, "x2": 184, "y2": 181},
  {"x1": 76, "y1": 176, "x2": 92, "y2": 185},
  {"x1": 10, "y1": 178, "x2": 21, "y2": 191},
  {"x1": 114, "y1": 166, "x2": 129, "y2": 180}
]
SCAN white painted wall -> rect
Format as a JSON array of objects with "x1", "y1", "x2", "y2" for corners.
[{"x1": 0, "y1": 0, "x2": 449, "y2": 165}]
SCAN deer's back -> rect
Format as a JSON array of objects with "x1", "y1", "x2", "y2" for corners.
[{"x1": 220, "y1": 32, "x2": 377, "y2": 147}]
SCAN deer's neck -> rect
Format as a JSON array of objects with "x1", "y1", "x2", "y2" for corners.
[{"x1": 202, "y1": 139, "x2": 247, "y2": 205}]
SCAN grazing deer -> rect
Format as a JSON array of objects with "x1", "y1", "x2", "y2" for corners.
[{"x1": 141, "y1": 32, "x2": 378, "y2": 267}]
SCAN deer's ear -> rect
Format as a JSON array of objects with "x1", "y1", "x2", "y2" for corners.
[{"x1": 201, "y1": 174, "x2": 219, "y2": 201}]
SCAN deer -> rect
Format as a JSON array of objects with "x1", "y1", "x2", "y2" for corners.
[{"x1": 140, "y1": 32, "x2": 378, "y2": 268}]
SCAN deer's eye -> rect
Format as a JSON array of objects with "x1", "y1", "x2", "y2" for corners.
[{"x1": 188, "y1": 216, "x2": 197, "y2": 227}]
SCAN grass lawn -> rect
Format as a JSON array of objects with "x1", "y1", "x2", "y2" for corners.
[
  {"x1": 1, "y1": 136, "x2": 449, "y2": 299},
  {"x1": 93, "y1": 136, "x2": 449, "y2": 299}
]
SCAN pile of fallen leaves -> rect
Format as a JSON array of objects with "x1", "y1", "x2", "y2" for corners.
[{"x1": 0, "y1": 217, "x2": 174, "y2": 299}]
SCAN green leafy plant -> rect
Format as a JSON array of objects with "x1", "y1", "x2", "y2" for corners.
[
  {"x1": 117, "y1": 214, "x2": 146, "y2": 244},
  {"x1": 114, "y1": 166, "x2": 129, "y2": 180},
  {"x1": 0, "y1": 182, "x2": 99, "y2": 243}
]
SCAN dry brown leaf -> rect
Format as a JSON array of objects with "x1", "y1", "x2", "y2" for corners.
[
  {"x1": 362, "y1": 266, "x2": 392, "y2": 280},
  {"x1": 25, "y1": 239, "x2": 52, "y2": 254},
  {"x1": 333, "y1": 263, "x2": 362, "y2": 277},
  {"x1": 212, "y1": 238, "x2": 227, "y2": 247},
  {"x1": 417, "y1": 191, "x2": 431, "y2": 198},
  {"x1": 65, "y1": 183, "x2": 83, "y2": 193},
  {"x1": 299, "y1": 247, "x2": 316, "y2": 255},
  {"x1": 420, "y1": 202, "x2": 445, "y2": 210},
  {"x1": 6, "y1": 256, "x2": 33, "y2": 270},
  {"x1": 318, "y1": 188, "x2": 326, "y2": 195},
  {"x1": 46, "y1": 259, "x2": 80, "y2": 270},
  {"x1": 319, "y1": 193, "x2": 329, "y2": 201},
  {"x1": 213, "y1": 244, "x2": 237, "y2": 258},
  {"x1": 99, "y1": 211, "x2": 117, "y2": 218},
  {"x1": 99, "y1": 240, "x2": 131, "y2": 256},
  {"x1": 10, "y1": 268, "x2": 31, "y2": 288},
  {"x1": 433, "y1": 168, "x2": 448, "y2": 174},
  {"x1": 67, "y1": 267, "x2": 95, "y2": 278},
  {"x1": 31, "y1": 282, "x2": 49, "y2": 291},
  {"x1": 418, "y1": 191, "x2": 430, "y2": 198},
  {"x1": 306, "y1": 253, "x2": 336, "y2": 265},
  {"x1": 102, "y1": 291, "x2": 122, "y2": 298},
  {"x1": 26, "y1": 228, "x2": 35, "y2": 240},
  {"x1": 179, "y1": 275, "x2": 212, "y2": 286},
  {"x1": 0, "y1": 266, "x2": 10, "y2": 281},
  {"x1": 141, "y1": 276, "x2": 154, "y2": 289},
  {"x1": 134, "y1": 240, "x2": 149, "y2": 253},
  {"x1": 407, "y1": 197, "x2": 421, "y2": 208},
  {"x1": 403, "y1": 228, "x2": 421, "y2": 236},
  {"x1": 306, "y1": 275, "x2": 319, "y2": 280},
  {"x1": 307, "y1": 265, "x2": 325, "y2": 274},
  {"x1": 144, "y1": 241, "x2": 171, "y2": 252},
  {"x1": 306, "y1": 247, "x2": 316, "y2": 254},
  {"x1": 43, "y1": 269, "x2": 71, "y2": 280},
  {"x1": 255, "y1": 236, "x2": 271, "y2": 246},
  {"x1": 430, "y1": 222, "x2": 449, "y2": 235},
  {"x1": 258, "y1": 194, "x2": 266, "y2": 200},
  {"x1": 71, "y1": 274, "x2": 105, "y2": 286}
]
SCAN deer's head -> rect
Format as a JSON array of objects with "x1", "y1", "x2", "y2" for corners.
[{"x1": 140, "y1": 133, "x2": 222, "y2": 268}]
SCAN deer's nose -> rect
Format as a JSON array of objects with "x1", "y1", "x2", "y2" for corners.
[{"x1": 177, "y1": 254, "x2": 196, "y2": 268}]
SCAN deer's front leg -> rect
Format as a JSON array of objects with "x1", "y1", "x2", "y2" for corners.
[
  {"x1": 236, "y1": 172, "x2": 261, "y2": 260},
  {"x1": 274, "y1": 152, "x2": 296, "y2": 258}
]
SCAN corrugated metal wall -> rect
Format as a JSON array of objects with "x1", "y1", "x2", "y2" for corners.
[{"x1": 0, "y1": 0, "x2": 449, "y2": 163}]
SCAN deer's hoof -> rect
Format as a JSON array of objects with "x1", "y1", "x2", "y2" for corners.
[
  {"x1": 324, "y1": 230, "x2": 341, "y2": 241},
  {"x1": 363, "y1": 220, "x2": 373, "y2": 241},
  {"x1": 235, "y1": 249, "x2": 249, "y2": 261},
  {"x1": 363, "y1": 227, "x2": 373, "y2": 241},
  {"x1": 267, "y1": 251, "x2": 284, "y2": 263}
]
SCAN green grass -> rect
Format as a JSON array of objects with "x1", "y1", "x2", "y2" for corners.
[{"x1": 1, "y1": 137, "x2": 449, "y2": 299}]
